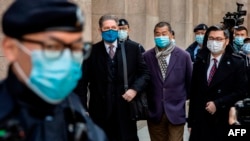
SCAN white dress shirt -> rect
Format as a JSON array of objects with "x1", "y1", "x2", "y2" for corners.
[{"x1": 207, "y1": 54, "x2": 222, "y2": 80}]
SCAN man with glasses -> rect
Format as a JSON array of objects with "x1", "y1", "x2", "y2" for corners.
[
  {"x1": 188, "y1": 25, "x2": 247, "y2": 141},
  {"x1": 74, "y1": 14, "x2": 150, "y2": 141},
  {"x1": 0, "y1": 0, "x2": 106, "y2": 141}
]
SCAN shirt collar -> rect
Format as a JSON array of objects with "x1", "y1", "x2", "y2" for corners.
[
  {"x1": 210, "y1": 53, "x2": 222, "y2": 64},
  {"x1": 104, "y1": 40, "x2": 117, "y2": 50}
]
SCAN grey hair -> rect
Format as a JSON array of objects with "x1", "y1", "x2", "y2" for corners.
[{"x1": 98, "y1": 14, "x2": 119, "y2": 28}]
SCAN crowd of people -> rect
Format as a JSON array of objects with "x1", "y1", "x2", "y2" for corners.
[{"x1": 0, "y1": 0, "x2": 250, "y2": 141}]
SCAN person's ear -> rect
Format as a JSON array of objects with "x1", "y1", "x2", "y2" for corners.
[
  {"x1": 127, "y1": 28, "x2": 131, "y2": 33},
  {"x1": 2, "y1": 37, "x2": 19, "y2": 63},
  {"x1": 225, "y1": 38, "x2": 230, "y2": 46}
]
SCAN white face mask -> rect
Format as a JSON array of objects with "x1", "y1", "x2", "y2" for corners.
[{"x1": 207, "y1": 40, "x2": 224, "y2": 54}]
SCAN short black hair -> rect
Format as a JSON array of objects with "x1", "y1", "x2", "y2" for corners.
[
  {"x1": 171, "y1": 30, "x2": 175, "y2": 36},
  {"x1": 154, "y1": 21, "x2": 172, "y2": 33},
  {"x1": 207, "y1": 25, "x2": 230, "y2": 38},
  {"x1": 234, "y1": 25, "x2": 248, "y2": 36}
]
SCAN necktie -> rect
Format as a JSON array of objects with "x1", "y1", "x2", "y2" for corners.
[
  {"x1": 159, "y1": 56, "x2": 168, "y2": 80},
  {"x1": 207, "y1": 58, "x2": 217, "y2": 85},
  {"x1": 109, "y1": 45, "x2": 115, "y2": 59}
]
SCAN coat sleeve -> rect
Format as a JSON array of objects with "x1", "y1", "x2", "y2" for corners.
[
  {"x1": 185, "y1": 52, "x2": 193, "y2": 100},
  {"x1": 129, "y1": 45, "x2": 150, "y2": 93},
  {"x1": 187, "y1": 60, "x2": 200, "y2": 128}
]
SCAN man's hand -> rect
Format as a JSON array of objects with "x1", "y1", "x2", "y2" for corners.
[
  {"x1": 229, "y1": 107, "x2": 239, "y2": 125},
  {"x1": 205, "y1": 101, "x2": 216, "y2": 115},
  {"x1": 122, "y1": 89, "x2": 137, "y2": 102}
]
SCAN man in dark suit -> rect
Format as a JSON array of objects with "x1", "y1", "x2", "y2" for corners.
[
  {"x1": 74, "y1": 14, "x2": 150, "y2": 141},
  {"x1": 188, "y1": 25, "x2": 248, "y2": 141},
  {"x1": 143, "y1": 21, "x2": 193, "y2": 141}
]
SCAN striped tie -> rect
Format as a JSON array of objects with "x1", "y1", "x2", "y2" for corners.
[
  {"x1": 109, "y1": 45, "x2": 115, "y2": 59},
  {"x1": 207, "y1": 58, "x2": 217, "y2": 85}
]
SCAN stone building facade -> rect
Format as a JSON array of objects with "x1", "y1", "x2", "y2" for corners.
[{"x1": 0, "y1": 0, "x2": 249, "y2": 79}]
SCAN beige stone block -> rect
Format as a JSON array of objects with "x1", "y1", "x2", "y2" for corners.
[
  {"x1": 145, "y1": 15, "x2": 159, "y2": 50},
  {"x1": 0, "y1": 57, "x2": 8, "y2": 80},
  {"x1": 159, "y1": 0, "x2": 170, "y2": 20},
  {"x1": 120, "y1": 14, "x2": 147, "y2": 47},
  {"x1": 91, "y1": 14, "x2": 104, "y2": 44},
  {"x1": 146, "y1": 0, "x2": 158, "y2": 16},
  {"x1": 92, "y1": 0, "x2": 125, "y2": 15},
  {"x1": 126, "y1": 0, "x2": 146, "y2": 14},
  {"x1": 174, "y1": 22, "x2": 187, "y2": 49}
]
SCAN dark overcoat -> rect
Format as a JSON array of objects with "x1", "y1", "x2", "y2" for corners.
[
  {"x1": 188, "y1": 45, "x2": 248, "y2": 141},
  {"x1": 74, "y1": 40, "x2": 150, "y2": 141}
]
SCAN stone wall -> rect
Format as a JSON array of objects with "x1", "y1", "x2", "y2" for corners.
[
  {"x1": 91, "y1": 0, "x2": 250, "y2": 49},
  {"x1": 0, "y1": 0, "x2": 12, "y2": 79},
  {"x1": 0, "y1": 0, "x2": 249, "y2": 79}
]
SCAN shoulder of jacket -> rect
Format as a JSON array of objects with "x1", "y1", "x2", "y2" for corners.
[
  {"x1": 143, "y1": 48, "x2": 154, "y2": 55},
  {"x1": 186, "y1": 42, "x2": 198, "y2": 51},
  {"x1": 174, "y1": 46, "x2": 188, "y2": 54},
  {"x1": 232, "y1": 53, "x2": 244, "y2": 59},
  {"x1": 125, "y1": 40, "x2": 139, "y2": 47},
  {"x1": 93, "y1": 41, "x2": 103, "y2": 47}
]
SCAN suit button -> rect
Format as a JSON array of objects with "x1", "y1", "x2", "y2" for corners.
[{"x1": 217, "y1": 89, "x2": 221, "y2": 93}]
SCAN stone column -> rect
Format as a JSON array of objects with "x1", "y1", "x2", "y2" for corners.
[
  {"x1": 145, "y1": 0, "x2": 159, "y2": 49},
  {"x1": 0, "y1": 0, "x2": 13, "y2": 79}
]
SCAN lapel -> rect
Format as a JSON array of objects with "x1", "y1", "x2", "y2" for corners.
[
  {"x1": 164, "y1": 48, "x2": 178, "y2": 81},
  {"x1": 97, "y1": 41, "x2": 110, "y2": 75},
  {"x1": 116, "y1": 42, "x2": 123, "y2": 77},
  {"x1": 208, "y1": 54, "x2": 233, "y2": 87}
]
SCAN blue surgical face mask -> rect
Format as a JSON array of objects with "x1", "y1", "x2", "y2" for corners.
[
  {"x1": 195, "y1": 35, "x2": 204, "y2": 45},
  {"x1": 118, "y1": 30, "x2": 128, "y2": 41},
  {"x1": 14, "y1": 43, "x2": 82, "y2": 104},
  {"x1": 234, "y1": 36, "x2": 244, "y2": 46},
  {"x1": 242, "y1": 43, "x2": 250, "y2": 54},
  {"x1": 102, "y1": 29, "x2": 118, "y2": 43},
  {"x1": 154, "y1": 36, "x2": 170, "y2": 48}
]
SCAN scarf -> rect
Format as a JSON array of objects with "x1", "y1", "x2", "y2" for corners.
[{"x1": 155, "y1": 43, "x2": 175, "y2": 79}]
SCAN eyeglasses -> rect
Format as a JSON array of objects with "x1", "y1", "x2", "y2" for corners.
[
  {"x1": 18, "y1": 37, "x2": 91, "y2": 60},
  {"x1": 208, "y1": 37, "x2": 227, "y2": 42}
]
